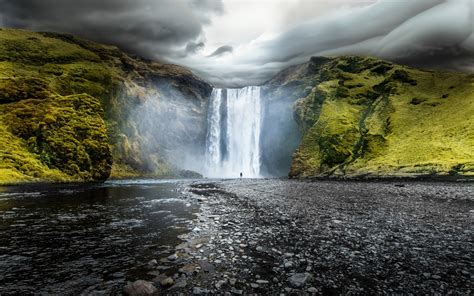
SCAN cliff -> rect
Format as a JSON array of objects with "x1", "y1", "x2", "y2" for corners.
[
  {"x1": 281, "y1": 56, "x2": 474, "y2": 178},
  {"x1": 0, "y1": 28, "x2": 211, "y2": 184}
]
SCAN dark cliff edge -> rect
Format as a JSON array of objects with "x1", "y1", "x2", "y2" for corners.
[{"x1": 0, "y1": 28, "x2": 211, "y2": 184}]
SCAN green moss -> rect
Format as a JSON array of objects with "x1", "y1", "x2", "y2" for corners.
[
  {"x1": 1, "y1": 94, "x2": 112, "y2": 182},
  {"x1": 0, "y1": 113, "x2": 72, "y2": 184},
  {"x1": 290, "y1": 56, "x2": 474, "y2": 178},
  {"x1": 0, "y1": 29, "x2": 118, "y2": 184},
  {"x1": 0, "y1": 28, "x2": 207, "y2": 184}
]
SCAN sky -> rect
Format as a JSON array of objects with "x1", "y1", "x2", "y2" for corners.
[{"x1": 0, "y1": 0, "x2": 473, "y2": 87}]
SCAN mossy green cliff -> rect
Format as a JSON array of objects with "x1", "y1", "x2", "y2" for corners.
[
  {"x1": 0, "y1": 28, "x2": 210, "y2": 184},
  {"x1": 1, "y1": 28, "x2": 472, "y2": 183},
  {"x1": 285, "y1": 56, "x2": 474, "y2": 178}
]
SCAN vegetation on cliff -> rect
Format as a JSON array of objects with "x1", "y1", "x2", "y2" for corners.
[
  {"x1": 288, "y1": 56, "x2": 474, "y2": 178},
  {"x1": 0, "y1": 28, "x2": 210, "y2": 184}
]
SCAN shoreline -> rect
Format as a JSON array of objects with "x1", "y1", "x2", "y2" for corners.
[
  {"x1": 2, "y1": 173, "x2": 474, "y2": 187},
  {"x1": 128, "y1": 179, "x2": 473, "y2": 295}
]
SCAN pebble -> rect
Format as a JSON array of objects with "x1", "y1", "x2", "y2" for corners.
[
  {"x1": 193, "y1": 287, "x2": 208, "y2": 295},
  {"x1": 160, "y1": 277, "x2": 174, "y2": 287},
  {"x1": 288, "y1": 273, "x2": 312, "y2": 288},
  {"x1": 123, "y1": 280, "x2": 157, "y2": 296},
  {"x1": 167, "y1": 254, "x2": 178, "y2": 261},
  {"x1": 231, "y1": 287, "x2": 243, "y2": 295},
  {"x1": 215, "y1": 280, "x2": 226, "y2": 289},
  {"x1": 308, "y1": 287, "x2": 317, "y2": 293},
  {"x1": 126, "y1": 180, "x2": 473, "y2": 295}
]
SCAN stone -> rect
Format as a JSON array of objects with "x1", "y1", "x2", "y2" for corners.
[
  {"x1": 160, "y1": 277, "x2": 174, "y2": 287},
  {"x1": 179, "y1": 264, "x2": 197, "y2": 275},
  {"x1": 215, "y1": 280, "x2": 227, "y2": 289},
  {"x1": 123, "y1": 280, "x2": 157, "y2": 296},
  {"x1": 151, "y1": 274, "x2": 168, "y2": 284},
  {"x1": 308, "y1": 287, "x2": 317, "y2": 293},
  {"x1": 193, "y1": 287, "x2": 207, "y2": 295},
  {"x1": 256, "y1": 280, "x2": 269, "y2": 284},
  {"x1": 167, "y1": 254, "x2": 179, "y2": 261},
  {"x1": 199, "y1": 260, "x2": 215, "y2": 272},
  {"x1": 250, "y1": 283, "x2": 260, "y2": 288},
  {"x1": 231, "y1": 288, "x2": 243, "y2": 295},
  {"x1": 171, "y1": 278, "x2": 187, "y2": 289},
  {"x1": 288, "y1": 273, "x2": 312, "y2": 288},
  {"x1": 147, "y1": 259, "x2": 158, "y2": 266}
]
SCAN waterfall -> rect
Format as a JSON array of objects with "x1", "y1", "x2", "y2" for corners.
[{"x1": 205, "y1": 86, "x2": 262, "y2": 178}]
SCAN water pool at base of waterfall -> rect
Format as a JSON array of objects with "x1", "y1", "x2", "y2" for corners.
[{"x1": 0, "y1": 180, "x2": 198, "y2": 295}]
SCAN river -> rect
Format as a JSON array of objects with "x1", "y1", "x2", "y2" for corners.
[{"x1": 0, "y1": 179, "x2": 198, "y2": 295}]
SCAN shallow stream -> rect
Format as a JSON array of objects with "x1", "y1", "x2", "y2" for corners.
[{"x1": 0, "y1": 179, "x2": 198, "y2": 294}]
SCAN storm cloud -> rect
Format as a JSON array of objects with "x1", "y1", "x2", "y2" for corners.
[
  {"x1": 0, "y1": 0, "x2": 472, "y2": 86},
  {"x1": 196, "y1": 0, "x2": 473, "y2": 87},
  {"x1": 208, "y1": 45, "x2": 233, "y2": 57},
  {"x1": 0, "y1": 0, "x2": 223, "y2": 60}
]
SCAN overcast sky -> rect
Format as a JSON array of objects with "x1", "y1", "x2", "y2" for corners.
[{"x1": 0, "y1": 0, "x2": 472, "y2": 87}]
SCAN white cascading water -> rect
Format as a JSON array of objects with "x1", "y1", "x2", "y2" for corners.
[{"x1": 205, "y1": 86, "x2": 262, "y2": 178}]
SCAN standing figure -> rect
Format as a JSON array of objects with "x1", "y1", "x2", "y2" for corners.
[{"x1": 240, "y1": 172, "x2": 243, "y2": 178}]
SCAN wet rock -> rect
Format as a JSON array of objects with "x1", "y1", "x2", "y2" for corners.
[
  {"x1": 308, "y1": 287, "x2": 317, "y2": 293},
  {"x1": 179, "y1": 264, "x2": 198, "y2": 275},
  {"x1": 167, "y1": 254, "x2": 179, "y2": 261},
  {"x1": 231, "y1": 287, "x2": 243, "y2": 295},
  {"x1": 288, "y1": 273, "x2": 312, "y2": 288},
  {"x1": 123, "y1": 280, "x2": 157, "y2": 296},
  {"x1": 147, "y1": 259, "x2": 158, "y2": 267},
  {"x1": 283, "y1": 260, "x2": 294, "y2": 269},
  {"x1": 171, "y1": 278, "x2": 187, "y2": 289},
  {"x1": 160, "y1": 277, "x2": 175, "y2": 287},
  {"x1": 199, "y1": 260, "x2": 215, "y2": 272},
  {"x1": 193, "y1": 286, "x2": 208, "y2": 294},
  {"x1": 151, "y1": 274, "x2": 168, "y2": 284},
  {"x1": 146, "y1": 271, "x2": 161, "y2": 277},
  {"x1": 215, "y1": 280, "x2": 227, "y2": 289}
]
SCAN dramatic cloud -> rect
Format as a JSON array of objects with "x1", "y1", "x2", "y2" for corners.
[
  {"x1": 0, "y1": 0, "x2": 223, "y2": 60},
  {"x1": 0, "y1": 0, "x2": 472, "y2": 86},
  {"x1": 185, "y1": 0, "x2": 473, "y2": 87},
  {"x1": 208, "y1": 45, "x2": 233, "y2": 57}
]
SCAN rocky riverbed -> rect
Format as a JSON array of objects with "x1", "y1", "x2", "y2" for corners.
[{"x1": 129, "y1": 179, "x2": 473, "y2": 295}]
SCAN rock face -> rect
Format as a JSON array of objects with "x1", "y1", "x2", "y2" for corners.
[
  {"x1": 123, "y1": 280, "x2": 157, "y2": 296},
  {"x1": 0, "y1": 28, "x2": 211, "y2": 184},
  {"x1": 273, "y1": 56, "x2": 474, "y2": 178}
]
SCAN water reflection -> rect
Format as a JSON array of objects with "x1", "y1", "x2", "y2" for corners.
[{"x1": 0, "y1": 180, "x2": 198, "y2": 294}]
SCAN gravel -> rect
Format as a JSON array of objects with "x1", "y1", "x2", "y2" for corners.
[{"x1": 143, "y1": 179, "x2": 473, "y2": 295}]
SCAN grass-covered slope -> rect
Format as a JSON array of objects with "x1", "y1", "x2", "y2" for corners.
[
  {"x1": 0, "y1": 28, "x2": 210, "y2": 184},
  {"x1": 289, "y1": 56, "x2": 474, "y2": 178}
]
